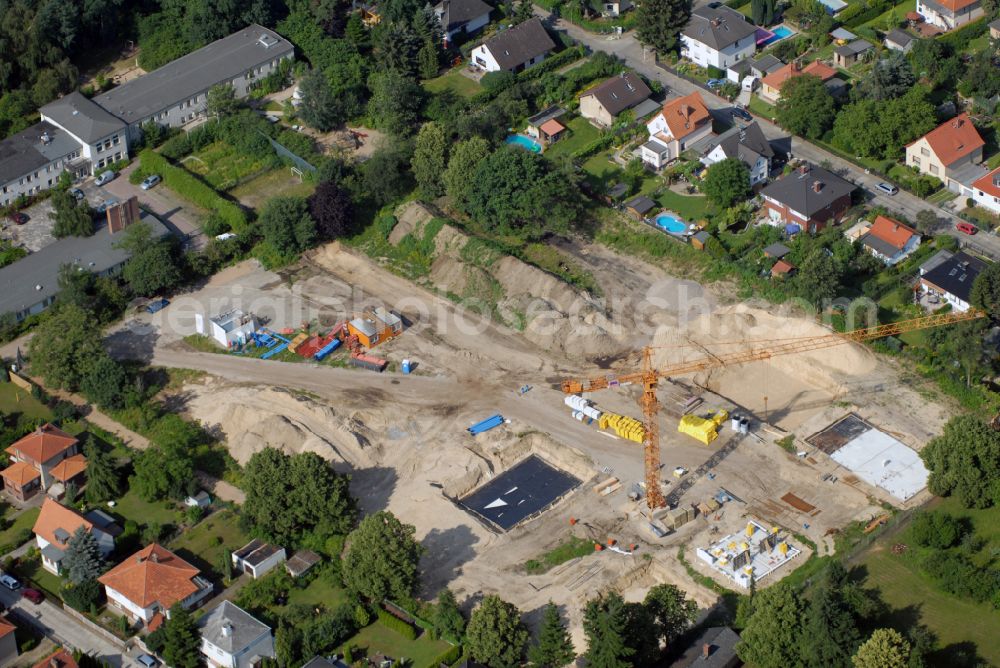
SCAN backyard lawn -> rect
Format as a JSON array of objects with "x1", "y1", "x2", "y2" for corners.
[
  {"x1": 0, "y1": 384, "x2": 52, "y2": 421},
  {"x1": 109, "y1": 490, "x2": 176, "y2": 530},
  {"x1": 543, "y1": 117, "x2": 601, "y2": 161},
  {"x1": 283, "y1": 568, "x2": 348, "y2": 610},
  {"x1": 169, "y1": 508, "x2": 250, "y2": 578},
  {"x1": 181, "y1": 141, "x2": 274, "y2": 191},
  {"x1": 0, "y1": 506, "x2": 40, "y2": 551},
  {"x1": 422, "y1": 69, "x2": 481, "y2": 98},
  {"x1": 339, "y1": 624, "x2": 452, "y2": 668},
  {"x1": 228, "y1": 168, "x2": 316, "y2": 210},
  {"x1": 12, "y1": 553, "x2": 63, "y2": 601},
  {"x1": 581, "y1": 150, "x2": 624, "y2": 190}
]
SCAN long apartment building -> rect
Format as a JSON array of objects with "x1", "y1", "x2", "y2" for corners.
[{"x1": 1, "y1": 24, "x2": 294, "y2": 207}]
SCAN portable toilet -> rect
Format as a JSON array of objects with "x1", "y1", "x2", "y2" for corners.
[
  {"x1": 745, "y1": 522, "x2": 755, "y2": 537},
  {"x1": 402, "y1": 358, "x2": 411, "y2": 374}
]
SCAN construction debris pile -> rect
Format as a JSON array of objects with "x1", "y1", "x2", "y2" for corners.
[{"x1": 696, "y1": 520, "x2": 801, "y2": 588}]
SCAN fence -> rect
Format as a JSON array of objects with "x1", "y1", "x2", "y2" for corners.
[
  {"x1": 9, "y1": 373, "x2": 33, "y2": 392},
  {"x1": 60, "y1": 604, "x2": 130, "y2": 650},
  {"x1": 261, "y1": 133, "x2": 317, "y2": 173}
]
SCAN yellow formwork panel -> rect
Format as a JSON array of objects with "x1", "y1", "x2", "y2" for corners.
[{"x1": 678, "y1": 413, "x2": 720, "y2": 445}]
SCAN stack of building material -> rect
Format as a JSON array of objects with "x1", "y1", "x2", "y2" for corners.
[{"x1": 599, "y1": 413, "x2": 645, "y2": 443}]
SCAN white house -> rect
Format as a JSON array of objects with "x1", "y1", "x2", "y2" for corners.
[
  {"x1": 469, "y1": 18, "x2": 555, "y2": 73},
  {"x1": 916, "y1": 0, "x2": 984, "y2": 31},
  {"x1": 858, "y1": 216, "x2": 921, "y2": 266},
  {"x1": 232, "y1": 539, "x2": 287, "y2": 580},
  {"x1": 99, "y1": 544, "x2": 213, "y2": 627},
  {"x1": 433, "y1": 0, "x2": 492, "y2": 46},
  {"x1": 972, "y1": 166, "x2": 1000, "y2": 215},
  {"x1": 681, "y1": 5, "x2": 758, "y2": 70},
  {"x1": 32, "y1": 499, "x2": 115, "y2": 575},
  {"x1": 199, "y1": 602, "x2": 275, "y2": 668},
  {"x1": 196, "y1": 310, "x2": 259, "y2": 348},
  {"x1": 640, "y1": 92, "x2": 714, "y2": 170},
  {"x1": 919, "y1": 251, "x2": 988, "y2": 312},
  {"x1": 699, "y1": 121, "x2": 774, "y2": 186}
]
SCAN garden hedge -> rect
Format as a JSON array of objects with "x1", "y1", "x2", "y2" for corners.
[
  {"x1": 376, "y1": 608, "x2": 417, "y2": 640},
  {"x1": 430, "y1": 644, "x2": 463, "y2": 666}
]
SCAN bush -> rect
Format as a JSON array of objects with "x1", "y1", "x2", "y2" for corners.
[
  {"x1": 430, "y1": 644, "x2": 463, "y2": 666},
  {"x1": 377, "y1": 608, "x2": 417, "y2": 640},
  {"x1": 160, "y1": 133, "x2": 193, "y2": 160},
  {"x1": 910, "y1": 511, "x2": 964, "y2": 549},
  {"x1": 137, "y1": 150, "x2": 248, "y2": 233}
]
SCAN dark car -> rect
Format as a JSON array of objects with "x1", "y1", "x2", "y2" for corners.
[
  {"x1": 8, "y1": 212, "x2": 28, "y2": 225},
  {"x1": 68, "y1": 188, "x2": 85, "y2": 201},
  {"x1": 21, "y1": 588, "x2": 43, "y2": 604},
  {"x1": 731, "y1": 107, "x2": 753, "y2": 122},
  {"x1": 146, "y1": 298, "x2": 170, "y2": 314}
]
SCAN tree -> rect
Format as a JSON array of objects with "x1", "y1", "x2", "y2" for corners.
[
  {"x1": 465, "y1": 595, "x2": 529, "y2": 668},
  {"x1": 27, "y1": 304, "x2": 106, "y2": 390},
  {"x1": 62, "y1": 578, "x2": 103, "y2": 611},
  {"x1": 116, "y1": 223, "x2": 181, "y2": 296},
  {"x1": 795, "y1": 245, "x2": 841, "y2": 305},
  {"x1": 367, "y1": 70, "x2": 424, "y2": 136},
  {"x1": 342, "y1": 511, "x2": 423, "y2": 601},
  {"x1": 81, "y1": 355, "x2": 128, "y2": 409},
  {"x1": 643, "y1": 584, "x2": 696, "y2": 650},
  {"x1": 528, "y1": 601, "x2": 575, "y2": 667},
  {"x1": 736, "y1": 583, "x2": 805, "y2": 668},
  {"x1": 833, "y1": 88, "x2": 936, "y2": 160},
  {"x1": 63, "y1": 526, "x2": 105, "y2": 585},
  {"x1": 583, "y1": 592, "x2": 633, "y2": 668},
  {"x1": 514, "y1": 0, "x2": 535, "y2": 23},
  {"x1": 802, "y1": 564, "x2": 862, "y2": 667},
  {"x1": 308, "y1": 180, "x2": 354, "y2": 240},
  {"x1": 412, "y1": 121, "x2": 448, "y2": 199},
  {"x1": 275, "y1": 623, "x2": 301, "y2": 668},
  {"x1": 971, "y1": 261, "x2": 1000, "y2": 318},
  {"x1": 433, "y1": 588, "x2": 466, "y2": 640},
  {"x1": 777, "y1": 74, "x2": 836, "y2": 139},
  {"x1": 206, "y1": 83, "x2": 238, "y2": 117},
  {"x1": 50, "y1": 189, "x2": 95, "y2": 238},
  {"x1": 857, "y1": 52, "x2": 915, "y2": 101},
  {"x1": 162, "y1": 603, "x2": 202, "y2": 668},
  {"x1": 444, "y1": 136, "x2": 491, "y2": 210},
  {"x1": 298, "y1": 68, "x2": 342, "y2": 131},
  {"x1": 83, "y1": 442, "x2": 122, "y2": 504},
  {"x1": 259, "y1": 196, "x2": 317, "y2": 256},
  {"x1": 636, "y1": 0, "x2": 692, "y2": 54},
  {"x1": 418, "y1": 41, "x2": 440, "y2": 80},
  {"x1": 921, "y1": 415, "x2": 1000, "y2": 508},
  {"x1": 751, "y1": 0, "x2": 775, "y2": 24},
  {"x1": 131, "y1": 441, "x2": 196, "y2": 502},
  {"x1": 853, "y1": 629, "x2": 912, "y2": 668},
  {"x1": 909, "y1": 511, "x2": 963, "y2": 549},
  {"x1": 362, "y1": 139, "x2": 415, "y2": 205},
  {"x1": 702, "y1": 158, "x2": 751, "y2": 208},
  {"x1": 914, "y1": 210, "x2": 937, "y2": 235}
]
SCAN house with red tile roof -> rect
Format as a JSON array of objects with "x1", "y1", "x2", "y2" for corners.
[
  {"x1": 0, "y1": 617, "x2": 18, "y2": 667},
  {"x1": 759, "y1": 60, "x2": 837, "y2": 103},
  {"x1": 640, "y1": 92, "x2": 714, "y2": 170},
  {"x1": 2, "y1": 424, "x2": 85, "y2": 502},
  {"x1": 859, "y1": 215, "x2": 921, "y2": 266},
  {"x1": 905, "y1": 114, "x2": 984, "y2": 193},
  {"x1": 99, "y1": 544, "x2": 213, "y2": 627},
  {"x1": 916, "y1": 0, "x2": 984, "y2": 31},
  {"x1": 972, "y1": 166, "x2": 1000, "y2": 216},
  {"x1": 32, "y1": 649, "x2": 77, "y2": 668},
  {"x1": 33, "y1": 498, "x2": 115, "y2": 575}
]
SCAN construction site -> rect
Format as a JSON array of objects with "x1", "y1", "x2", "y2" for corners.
[{"x1": 121, "y1": 201, "x2": 976, "y2": 642}]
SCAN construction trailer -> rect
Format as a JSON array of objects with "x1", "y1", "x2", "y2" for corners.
[
  {"x1": 196, "y1": 309, "x2": 259, "y2": 348},
  {"x1": 347, "y1": 307, "x2": 403, "y2": 348}
]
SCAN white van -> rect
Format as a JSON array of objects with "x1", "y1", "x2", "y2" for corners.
[{"x1": 741, "y1": 76, "x2": 759, "y2": 92}]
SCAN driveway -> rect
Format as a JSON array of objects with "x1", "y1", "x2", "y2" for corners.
[
  {"x1": 534, "y1": 7, "x2": 1000, "y2": 260},
  {"x1": 0, "y1": 586, "x2": 133, "y2": 666},
  {"x1": 102, "y1": 163, "x2": 206, "y2": 250}
]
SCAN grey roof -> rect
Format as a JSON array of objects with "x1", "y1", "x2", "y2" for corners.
[
  {"x1": 885, "y1": 28, "x2": 914, "y2": 46},
  {"x1": 921, "y1": 251, "x2": 988, "y2": 303},
  {"x1": 727, "y1": 59, "x2": 751, "y2": 74},
  {"x1": 829, "y1": 27, "x2": 857, "y2": 40},
  {"x1": 834, "y1": 39, "x2": 873, "y2": 58},
  {"x1": 84, "y1": 509, "x2": 123, "y2": 536},
  {"x1": 949, "y1": 161, "x2": 990, "y2": 187},
  {"x1": 302, "y1": 658, "x2": 348, "y2": 668},
  {"x1": 0, "y1": 216, "x2": 169, "y2": 318},
  {"x1": 705, "y1": 121, "x2": 774, "y2": 166},
  {"x1": 94, "y1": 25, "x2": 293, "y2": 125},
  {"x1": 919, "y1": 249, "x2": 954, "y2": 275},
  {"x1": 761, "y1": 164, "x2": 855, "y2": 216},
  {"x1": 991, "y1": 18, "x2": 1000, "y2": 31},
  {"x1": 0, "y1": 121, "x2": 83, "y2": 184},
  {"x1": 40, "y1": 92, "x2": 126, "y2": 143},
  {"x1": 632, "y1": 98, "x2": 662, "y2": 119},
  {"x1": 672, "y1": 626, "x2": 741, "y2": 668},
  {"x1": 199, "y1": 601, "x2": 272, "y2": 655},
  {"x1": 436, "y1": 0, "x2": 492, "y2": 32},
  {"x1": 583, "y1": 72, "x2": 652, "y2": 117},
  {"x1": 285, "y1": 550, "x2": 322, "y2": 577},
  {"x1": 763, "y1": 242, "x2": 791, "y2": 258},
  {"x1": 41, "y1": 544, "x2": 65, "y2": 563},
  {"x1": 244, "y1": 543, "x2": 283, "y2": 567},
  {"x1": 860, "y1": 233, "x2": 902, "y2": 257},
  {"x1": 693, "y1": 230, "x2": 711, "y2": 242},
  {"x1": 527, "y1": 106, "x2": 566, "y2": 127},
  {"x1": 607, "y1": 182, "x2": 629, "y2": 199},
  {"x1": 480, "y1": 18, "x2": 555, "y2": 71},
  {"x1": 625, "y1": 195, "x2": 656, "y2": 214},
  {"x1": 683, "y1": 6, "x2": 757, "y2": 50},
  {"x1": 751, "y1": 54, "x2": 784, "y2": 74},
  {"x1": 234, "y1": 538, "x2": 264, "y2": 560}
]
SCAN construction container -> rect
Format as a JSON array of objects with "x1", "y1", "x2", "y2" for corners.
[
  {"x1": 740, "y1": 418, "x2": 749, "y2": 434},
  {"x1": 349, "y1": 353, "x2": 387, "y2": 372},
  {"x1": 313, "y1": 338, "x2": 341, "y2": 361},
  {"x1": 564, "y1": 395, "x2": 591, "y2": 411},
  {"x1": 467, "y1": 414, "x2": 504, "y2": 435}
]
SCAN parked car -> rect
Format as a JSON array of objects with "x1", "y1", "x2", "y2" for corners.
[
  {"x1": 146, "y1": 298, "x2": 170, "y2": 314},
  {"x1": 21, "y1": 588, "x2": 43, "y2": 604},
  {"x1": 265, "y1": 114, "x2": 280, "y2": 124},
  {"x1": 68, "y1": 188, "x2": 85, "y2": 201},
  {"x1": 0, "y1": 574, "x2": 21, "y2": 590},
  {"x1": 8, "y1": 212, "x2": 28, "y2": 225},
  {"x1": 956, "y1": 221, "x2": 978, "y2": 235},
  {"x1": 874, "y1": 182, "x2": 898, "y2": 196},
  {"x1": 136, "y1": 655, "x2": 159, "y2": 668},
  {"x1": 140, "y1": 174, "x2": 162, "y2": 190},
  {"x1": 706, "y1": 78, "x2": 727, "y2": 89},
  {"x1": 95, "y1": 170, "x2": 116, "y2": 186},
  {"x1": 95, "y1": 199, "x2": 119, "y2": 215},
  {"x1": 731, "y1": 107, "x2": 752, "y2": 122}
]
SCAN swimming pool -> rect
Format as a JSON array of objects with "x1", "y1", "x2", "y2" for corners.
[
  {"x1": 655, "y1": 212, "x2": 687, "y2": 234},
  {"x1": 756, "y1": 25, "x2": 795, "y2": 47},
  {"x1": 505, "y1": 134, "x2": 542, "y2": 153}
]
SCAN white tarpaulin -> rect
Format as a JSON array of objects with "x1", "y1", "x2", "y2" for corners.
[{"x1": 830, "y1": 428, "x2": 928, "y2": 501}]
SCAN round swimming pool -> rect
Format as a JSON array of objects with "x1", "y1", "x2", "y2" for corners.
[
  {"x1": 505, "y1": 134, "x2": 542, "y2": 153},
  {"x1": 655, "y1": 213, "x2": 687, "y2": 234}
]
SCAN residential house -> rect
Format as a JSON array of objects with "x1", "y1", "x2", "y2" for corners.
[
  {"x1": 2, "y1": 424, "x2": 82, "y2": 502},
  {"x1": 32, "y1": 650, "x2": 77, "y2": 668},
  {"x1": 285, "y1": 550, "x2": 322, "y2": 578},
  {"x1": 916, "y1": 0, "x2": 984, "y2": 30},
  {"x1": 601, "y1": 0, "x2": 633, "y2": 16},
  {"x1": 760, "y1": 164, "x2": 855, "y2": 233},
  {"x1": 625, "y1": 195, "x2": 657, "y2": 219},
  {"x1": 0, "y1": 618, "x2": 17, "y2": 667},
  {"x1": 884, "y1": 28, "x2": 915, "y2": 52},
  {"x1": 640, "y1": 93, "x2": 714, "y2": 170},
  {"x1": 905, "y1": 113, "x2": 985, "y2": 194},
  {"x1": 33, "y1": 498, "x2": 115, "y2": 575},
  {"x1": 919, "y1": 251, "x2": 987, "y2": 312},
  {"x1": 579, "y1": 72, "x2": 652, "y2": 127},
  {"x1": 347, "y1": 307, "x2": 403, "y2": 349},
  {"x1": 671, "y1": 626, "x2": 741, "y2": 668},
  {"x1": 858, "y1": 215, "x2": 921, "y2": 266},
  {"x1": 469, "y1": 18, "x2": 555, "y2": 73},
  {"x1": 699, "y1": 121, "x2": 774, "y2": 186},
  {"x1": 759, "y1": 60, "x2": 837, "y2": 103},
  {"x1": 681, "y1": 5, "x2": 758, "y2": 70},
  {"x1": 991, "y1": 17, "x2": 1000, "y2": 38},
  {"x1": 232, "y1": 540, "x2": 287, "y2": 580},
  {"x1": 0, "y1": 215, "x2": 169, "y2": 323},
  {"x1": 972, "y1": 165, "x2": 1000, "y2": 215},
  {"x1": 433, "y1": 0, "x2": 492, "y2": 46},
  {"x1": 833, "y1": 39, "x2": 873, "y2": 67},
  {"x1": 99, "y1": 544, "x2": 213, "y2": 627},
  {"x1": 199, "y1": 601, "x2": 275, "y2": 668}
]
